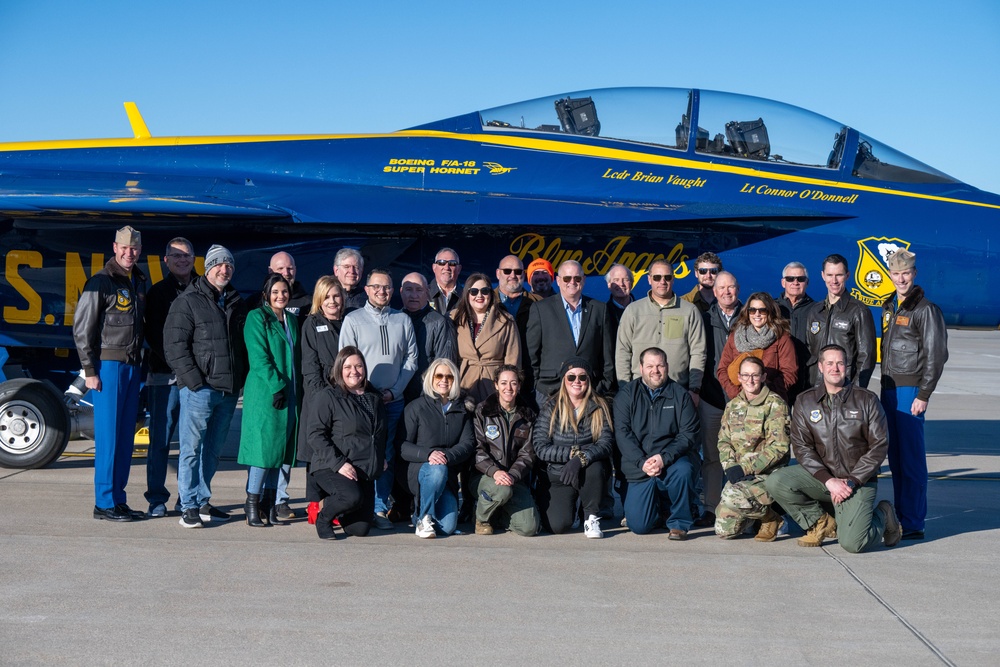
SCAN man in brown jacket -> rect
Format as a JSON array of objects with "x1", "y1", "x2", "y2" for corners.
[{"x1": 765, "y1": 344, "x2": 901, "y2": 552}]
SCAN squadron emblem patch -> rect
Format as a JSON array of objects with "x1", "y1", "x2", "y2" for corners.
[
  {"x1": 116, "y1": 289, "x2": 131, "y2": 311},
  {"x1": 809, "y1": 409, "x2": 822, "y2": 423},
  {"x1": 810, "y1": 321, "x2": 820, "y2": 335},
  {"x1": 485, "y1": 425, "x2": 500, "y2": 440}
]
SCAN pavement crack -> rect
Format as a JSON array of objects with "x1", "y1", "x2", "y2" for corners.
[{"x1": 823, "y1": 547, "x2": 956, "y2": 666}]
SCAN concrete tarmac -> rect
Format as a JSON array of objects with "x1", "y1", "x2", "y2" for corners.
[{"x1": 2, "y1": 330, "x2": 998, "y2": 665}]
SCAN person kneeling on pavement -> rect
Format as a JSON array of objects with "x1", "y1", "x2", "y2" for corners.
[
  {"x1": 765, "y1": 345, "x2": 901, "y2": 552},
  {"x1": 613, "y1": 347, "x2": 700, "y2": 540},
  {"x1": 472, "y1": 364, "x2": 540, "y2": 536},
  {"x1": 301, "y1": 347, "x2": 387, "y2": 540},
  {"x1": 714, "y1": 356, "x2": 790, "y2": 541}
]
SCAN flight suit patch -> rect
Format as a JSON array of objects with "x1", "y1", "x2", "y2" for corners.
[
  {"x1": 810, "y1": 321, "x2": 820, "y2": 335},
  {"x1": 832, "y1": 318, "x2": 850, "y2": 331},
  {"x1": 895, "y1": 315, "x2": 910, "y2": 326},
  {"x1": 809, "y1": 409, "x2": 822, "y2": 423},
  {"x1": 485, "y1": 425, "x2": 500, "y2": 440}
]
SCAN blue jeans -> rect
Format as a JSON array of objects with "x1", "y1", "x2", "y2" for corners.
[
  {"x1": 177, "y1": 387, "x2": 238, "y2": 511},
  {"x1": 91, "y1": 361, "x2": 142, "y2": 508},
  {"x1": 414, "y1": 463, "x2": 458, "y2": 535},
  {"x1": 145, "y1": 382, "x2": 180, "y2": 506},
  {"x1": 882, "y1": 385, "x2": 927, "y2": 532},
  {"x1": 247, "y1": 466, "x2": 279, "y2": 494},
  {"x1": 623, "y1": 456, "x2": 696, "y2": 534},
  {"x1": 374, "y1": 398, "x2": 404, "y2": 514},
  {"x1": 275, "y1": 464, "x2": 292, "y2": 504}
]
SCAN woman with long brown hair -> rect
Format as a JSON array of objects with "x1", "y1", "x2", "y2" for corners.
[
  {"x1": 717, "y1": 292, "x2": 798, "y2": 401},
  {"x1": 452, "y1": 272, "x2": 521, "y2": 404}
]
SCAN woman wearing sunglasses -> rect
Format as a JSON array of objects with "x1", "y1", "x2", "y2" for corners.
[
  {"x1": 452, "y1": 272, "x2": 521, "y2": 403},
  {"x1": 303, "y1": 346, "x2": 386, "y2": 540},
  {"x1": 717, "y1": 292, "x2": 798, "y2": 401},
  {"x1": 399, "y1": 358, "x2": 475, "y2": 538},
  {"x1": 533, "y1": 358, "x2": 614, "y2": 538}
]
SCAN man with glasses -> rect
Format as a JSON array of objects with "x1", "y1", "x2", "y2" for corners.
[
  {"x1": 144, "y1": 236, "x2": 197, "y2": 517},
  {"x1": 805, "y1": 254, "x2": 876, "y2": 389},
  {"x1": 333, "y1": 247, "x2": 367, "y2": 310},
  {"x1": 400, "y1": 272, "x2": 458, "y2": 402},
  {"x1": 615, "y1": 260, "x2": 706, "y2": 405},
  {"x1": 765, "y1": 345, "x2": 900, "y2": 552},
  {"x1": 494, "y1": 255, "x2": 541, "y2": 375},
  {"x1": 340, "y1": 268, "x2": 419, "y2": 529},
  {"x1": 526, "y1": 260, "x2": 615, "y2": 400},
  {"x1": 614, "y1": 347, "x2": 700, "y2": 539},
  {"x1": 682, "y1": 252, "x2": 723, "y2": 314},
  {"x1": 429, "y1": 247, "x2": 462, "y2": 314},
  {"x1": 775, "y1": 261, "x2": 814, "y2": 403}
]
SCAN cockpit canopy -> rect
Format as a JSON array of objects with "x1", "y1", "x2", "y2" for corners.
[{"x1": 478, "y1": 87, "x2": 956, "y2": 184}]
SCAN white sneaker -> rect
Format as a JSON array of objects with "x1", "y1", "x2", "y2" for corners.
[
  {"x1": 415, "y1": 515, "x2": 436, "y2": 539},
  {"x1": 584, "y1": 514, "x2": 603, "y2": 539}
]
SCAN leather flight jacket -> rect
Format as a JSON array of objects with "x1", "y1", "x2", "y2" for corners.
[{"x1": 880, "y1": 286, "x2": 949, "y2": 401}]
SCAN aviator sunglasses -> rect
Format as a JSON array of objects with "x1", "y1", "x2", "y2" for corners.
[
  {"x1": 697, "y1": 267, "x2": 719, "y2": 275},
  {"x1": 783, "y1": 276, "x2": 807, "y2": 283},
  {"x1": 500, "y1": 268, "x2": 523, "y2": 276},
  {"x1": 565, "y1": 373, "x2": 589, "y2": 383}
]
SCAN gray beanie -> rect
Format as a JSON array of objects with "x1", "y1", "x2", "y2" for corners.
[{"x1": 204, "y1": 245, "x2": 234, "y2": 272}]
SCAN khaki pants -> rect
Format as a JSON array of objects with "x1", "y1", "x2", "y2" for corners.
[
  {"x1": 765, "y1": 465, "x2": 886, "y2": 553},
  {"x1": 475, "y1": 475, "x2": 540, "y2": 536}
]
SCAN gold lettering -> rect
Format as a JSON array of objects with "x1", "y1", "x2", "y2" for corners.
[
  {"x1": 147, "y1": 256, "x2": 163, "y2": 284},
  {"x1": 4, "y1": 250, "x2": 43, "y2": 325},
  {"x1": 583, "y1": 236, "x2": 629, "y2": 275},
  {"x1": 64, "y1": 253, "x2": 104, "y2": 326}
]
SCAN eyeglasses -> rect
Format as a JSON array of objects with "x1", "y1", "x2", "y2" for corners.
[
  {"x1": 434, "y1": 259, "x2": 459, "y2": 267},
  {"x1": 650, "y1": 274, "x2": 673, "y2": 282},
  {"x1": 467, "y1": 287, "x2": 491, "y2": 297},
  {"x1": 433, "y1": 373, "x2": 454, "y2": 382},
  {"x1": 500, "y1": 268, "x2": 523, "y2": 276},
  {"x1": 697, "y1": 267, "x2": 720, "y2": 275},
  {"x1": 746, "y1": 307, "x2": 768, "y2": 315},
  {"x1": 167, "y1": 252, "x2": 193, "y2": 259},
  {"x1": 783, "y1": 276, "x2": 807, "y2": 283},
  {"x1": 367, "y1": 284, "x2": 391, "y2": 292},
  {"x1": 560, "y1": 275, "x2": 583, "y2": 284},
  {"x1": 565, "y1": 373, "x2": 589, "y2": 383},
  {"x1": 338, "y1": 263, "x2": 360, "y2": 272},
  {"x1": 738, "y1": 373, "x2": 763, "y2": 380}
]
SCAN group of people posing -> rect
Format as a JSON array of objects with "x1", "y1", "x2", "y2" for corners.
[{"x1": 75, "y1": 227, "x2": 947, "y2": 552}]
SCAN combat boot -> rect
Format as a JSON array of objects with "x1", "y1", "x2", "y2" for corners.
[
  {"x1": 797, "y1": 513, "x2": 836, "y2": 547},
  {"x1": 754, "y1": 508, "x2": 783, "y2": 542}
]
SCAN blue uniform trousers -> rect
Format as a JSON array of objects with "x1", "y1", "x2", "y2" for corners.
[
  {"x1": 881, "y1": 385, "x2": 927, "y2": 532},
  {"x1": 92, "y1": 361, "x2": 141, "y2": 508}
]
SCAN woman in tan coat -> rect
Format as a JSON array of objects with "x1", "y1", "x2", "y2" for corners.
[{"x1": 452, "y1": 272, "x2": 521, "y2": 404}]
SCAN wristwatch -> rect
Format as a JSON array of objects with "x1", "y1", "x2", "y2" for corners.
[{"x1": 845, "y1": 479, "x2": 857, "y2": 490}]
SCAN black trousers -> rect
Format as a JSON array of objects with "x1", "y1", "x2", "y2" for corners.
[
  {"x1": 536, "y1": 460, "x2": 609, "y2": 534},
  {"x1": 311, "y1": 468, "x2": 375, "y2": 537}
]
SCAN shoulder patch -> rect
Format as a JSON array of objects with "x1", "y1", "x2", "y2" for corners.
[
  {"x1": 485, "y1": 424, "x2": 500, "y2": 440},
  {"x1": 809, "y1": 409, "x2": 822, "y2": 423}
]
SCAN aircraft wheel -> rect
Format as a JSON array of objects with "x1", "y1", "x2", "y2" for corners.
[{"x1": 0, "y1": 379, "x2": 70, "y2": 469}]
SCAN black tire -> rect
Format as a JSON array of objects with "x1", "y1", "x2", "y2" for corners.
[{"x1": 0, "y1": 379, "x2": 70, "y2": 469}]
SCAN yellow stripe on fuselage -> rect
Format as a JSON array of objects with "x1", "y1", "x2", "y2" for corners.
[{"x1": 2, "y1": 129, "x2": 997, "y2": 211}]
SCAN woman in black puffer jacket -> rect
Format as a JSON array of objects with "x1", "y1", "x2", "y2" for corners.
[
  {"x1": 533, "y1": 357, "x2": 614, "y2": 538},
  {"x1": 303, "y1": 346, "x2": 386, "y2": 540}
]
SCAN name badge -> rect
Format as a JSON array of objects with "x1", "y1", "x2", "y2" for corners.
[
  {"x1": 846, "y1": 409, "x2": 860, "y2": 419},
  {"x1": 832, "y1": 318, "x2": 850, "y2": 331},
  {"x1": 895, "y1": 315, "x2": 910, "y2": 326},
  {"x1": 316, "y1": 325, "x2": 329, "y2": 332}
]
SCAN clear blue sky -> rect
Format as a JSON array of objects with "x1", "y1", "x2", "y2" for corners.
[{"x1": 2, "y1": 1, "x2": 998, "y2": 194}]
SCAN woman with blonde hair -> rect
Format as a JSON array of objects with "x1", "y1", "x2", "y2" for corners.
[
  {"x1": 532, "y1": 357, "x2": 614, "y2": 538},
  {"x1": 399, "y1": 357, "x2": 476, "y2": 538}
]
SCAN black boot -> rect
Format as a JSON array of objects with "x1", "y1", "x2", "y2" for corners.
[
  {"x1": 315, "y1": 503, "x2": 338, "y2": 540},
  {"x1": 245, "y1": 493, "x2": 266, "y2": 527},
  {"x1": 265, "y1": 489, "x2": 283, "y2": 525},
  {"x1": 258, "y1": 489, "x2": 273, "y2": 526}
]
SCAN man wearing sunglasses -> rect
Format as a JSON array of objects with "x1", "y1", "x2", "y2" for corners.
[
  {"x1": 615, "y1": 260, "x2": 706, "y2": 407},
  {"x1": 495, "y1": 255, "x2": 541, "y2": 373},
  {"x1": 682, "y1": 252, "x2": 723, "y2": 314},
  {"x1": 775, "y1": 261, "x2": 815, "y2": 404},
  {"x1": 429, "y1": 247, "x2": 463, "y2": 314},
  {"x1": 526, "y1": 260, "x2": 615, "y2": 401},
  {"x1": 805, "y1": 254, "x2": 876, "y2": 390}
]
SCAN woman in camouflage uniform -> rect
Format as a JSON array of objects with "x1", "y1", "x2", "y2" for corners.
[{"x1": 715, "y1": 356, "x2": 791, "y2": 541}]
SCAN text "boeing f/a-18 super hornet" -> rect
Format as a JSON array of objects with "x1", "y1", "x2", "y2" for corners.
[{"x1": 1, "y1": 87, "x2": 997, "y2": 468}]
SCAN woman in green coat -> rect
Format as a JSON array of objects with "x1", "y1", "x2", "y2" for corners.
[{"x1": 239, "y1": 273, "x2": 301, "y2": 527}]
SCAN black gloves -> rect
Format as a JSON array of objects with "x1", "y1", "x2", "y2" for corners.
[
  {"x1": 272, "y1": 391, "x2": 286, "y2": 410},
  {"x1": 560, "y1": 456, "x2": 582, "y2": 489},
  {"x1": 725, "y1": 466, "x2": 745, "y2": 485}
]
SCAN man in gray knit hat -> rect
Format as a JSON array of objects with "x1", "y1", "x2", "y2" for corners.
[{"x1": 164, "y1": 244, "x2": 249, "y2": 529}]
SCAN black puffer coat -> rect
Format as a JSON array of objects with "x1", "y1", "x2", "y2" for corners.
[{"x1": 532, "y1": 396, "x2": 613, "y2": 476}]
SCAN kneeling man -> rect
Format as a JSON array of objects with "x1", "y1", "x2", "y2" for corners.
[
  {"x1": 614, "y1": 347, "x2": 700, "y2": 540},
  {"x1": 715, "y1": 356, "x2": 791, "y2": 541},
  {"x1": 765, "y1": 345, "x2": 901, "y2": 552}
]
